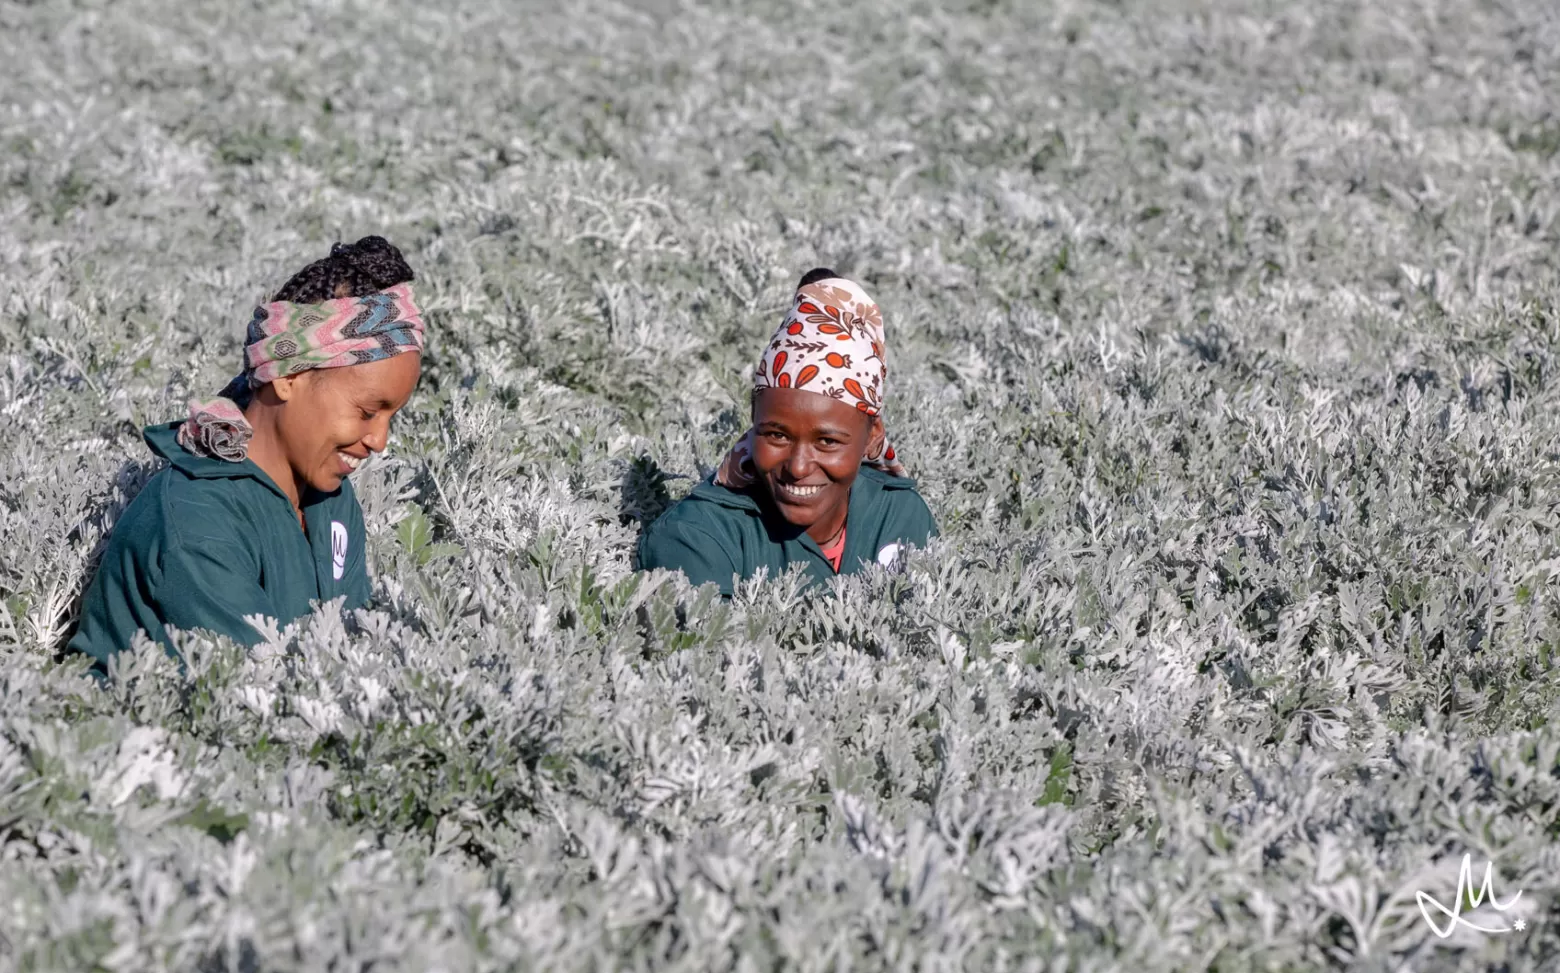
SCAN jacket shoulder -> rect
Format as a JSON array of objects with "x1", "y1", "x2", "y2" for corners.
[
  {"x1": 856, "y1": 467, "x2": 929, "y2": 512},
  {"x1": 90, "y1": 468, "x2": 177, "y2": 561},
  {"x1": 141, "y1": 467, "x2": 276, "y2": 550},
  {"x1": 856, "y1": 465, "x2": 919, "y2": 491},
  {"x1": 637, "y1": 490, "x2": 752, "y2": 590},
  {"x1": 161, "y1": 466, "x2": 254, "y2": 509},
  {"x1": 858, "y1": 468, "x2": 937, "y2": 542},
  {"x1": 644, "y1": 486, "x2": 753, "y2": 540}
]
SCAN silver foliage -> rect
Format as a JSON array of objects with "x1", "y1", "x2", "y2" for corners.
[{"x1": 3, "y1": 0, "x2": 1560, "y2": 969}]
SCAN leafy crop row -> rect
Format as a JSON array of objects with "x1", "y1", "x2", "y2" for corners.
[{"x1": 3, "y1": 0, "x2": 1560, "y2": 969}]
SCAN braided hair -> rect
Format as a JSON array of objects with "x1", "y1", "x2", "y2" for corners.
[
  {"x1": 796, "y1": 266, "x2": 839, "y2": 288},
  {"x1": 214, "y1": 236, "x2": 416, "y2": 406},
  {"x1": 270, "y1": 235, "x2": 414, "y2": 303}
]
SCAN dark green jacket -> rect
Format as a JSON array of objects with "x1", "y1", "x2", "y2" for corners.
[
  {"x1": 637, "y1": 466, "x2": 937, "y2": 596},
  {"x1": 68, "y1": 421, "x2": 372, "y2": 667}
]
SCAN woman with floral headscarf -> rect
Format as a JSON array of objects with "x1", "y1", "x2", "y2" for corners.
[
  {"x1": 638, "y1": 268, "x2": 936, "y2": 596},
  {"x1": 69, "y1": 236, "x2": 426, "y2": 669}
]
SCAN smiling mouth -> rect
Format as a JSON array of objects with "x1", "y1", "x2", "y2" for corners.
[
  {"x1": 775, "y1": 481, "x2": 825, "y2": 502},
  {"x1": 337, "y1": 451, "x2": 364, "y2": 472}
]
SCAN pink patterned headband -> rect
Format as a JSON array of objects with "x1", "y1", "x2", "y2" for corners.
[{"x1": 178, "y1": 283, "x2": 425, "y2": 462}]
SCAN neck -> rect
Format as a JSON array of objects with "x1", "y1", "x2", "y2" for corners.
[
  {"x1": 241, "y1": 403, "x2": 304, "y2": 515},
  {"x1": 806, "y1": 506, "x2": 848, "y2": 546}
]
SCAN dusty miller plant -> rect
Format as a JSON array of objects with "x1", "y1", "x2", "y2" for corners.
[{"x1": 3, "y1": 0, "x2": 1560, "y2": 970}]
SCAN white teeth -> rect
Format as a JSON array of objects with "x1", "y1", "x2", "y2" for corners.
[
  {"x1": 338, "y1": 451, "x2": 362, "y2": 471},
  {"x1": 780, "y1": 483, "x2": 823, "y2": 498}
]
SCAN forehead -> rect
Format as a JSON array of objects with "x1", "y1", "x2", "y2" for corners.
[
  {"x1": 753, "y1": 388, "x2": 871, "y2": 432},
  {"x1": 312, "y1": 353, "x2": 421, "y2": 399}
]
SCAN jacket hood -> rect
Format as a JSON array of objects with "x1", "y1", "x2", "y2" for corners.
[{"x1": 142, "y1": 420, "x2": 296, "y2": 502}]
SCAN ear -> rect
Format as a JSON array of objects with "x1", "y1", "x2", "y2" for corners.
[
  {"x1": 269, "y1": 373, "x2": 302, "y2": 403},
  {"x1": 332, "y1": 280, "x2": 353, "y2": 298},
  {"x1": 866, "y1": 414, "x2": 886, "y2": 456}
]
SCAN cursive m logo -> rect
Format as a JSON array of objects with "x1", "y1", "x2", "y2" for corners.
[
  {"x1": 330, "y1": 521, "x2": 348, "y2": 581},
  {"x1": 1417, "y1": 854, "x2": 1525, "y2": 937}
]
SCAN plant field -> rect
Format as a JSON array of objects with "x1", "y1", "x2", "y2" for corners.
[{"x1": 4, "y1": 0, "x2": 1560, "y2": 969}]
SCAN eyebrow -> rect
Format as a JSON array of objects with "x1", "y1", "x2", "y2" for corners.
[{"x1": 757, "y1": 420, "x2": 853, "y2": 439}]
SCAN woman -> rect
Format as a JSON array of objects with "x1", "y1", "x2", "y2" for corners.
[
  {"x1": 69, "y1": 236, "x2": 426, "y2": 667},
  {"x1": 638, "y1": 268, "x2": 936, "y2": 596}
]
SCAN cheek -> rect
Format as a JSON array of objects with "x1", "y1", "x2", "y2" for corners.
[
  {"x1": 821, "y1": 452, "x2": 863, "y2": 483},
  {"x1": 280, "y1": 404, "x2": 321, "y2": 449},
  {"x1": 334, "y1": 414, "x2": 376, "y2": 448},
  {"x1": 750, "y1": 439, "x2": 786, "y2": 471},
  {"x1": 283, "y1": 401, "x2": 359, "y2": 454}
]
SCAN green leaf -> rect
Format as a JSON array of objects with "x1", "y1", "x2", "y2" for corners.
[
  {"x1": 395, "y1": 505, "x2": 434, "y2": 562},
  {"x1": 174, "y1": 800, "x2": 249, "y2": 844},
  {"x1": 1037, "y1": 743, "x2": 1073, "y2": 806}
]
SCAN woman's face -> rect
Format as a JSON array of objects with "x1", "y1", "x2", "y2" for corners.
[
  {"x1": 750, "y1": 387, "x2": 884, "y2": 542},
  {"x1": 275, "y1": 353, "x2": 422, "y2": 495}
]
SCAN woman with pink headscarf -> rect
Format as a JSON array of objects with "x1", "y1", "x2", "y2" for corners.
[
  {"x1": 639, "y1": 268, "x2": 936, "y2": 596},
  {"x1": 70, "y1": 237, "x2": 426, "y2": 669}
]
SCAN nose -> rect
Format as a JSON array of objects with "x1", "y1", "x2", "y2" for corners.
[
  {"x1": 783, "y1": 443, "x2": 816, "y2": 480},
  {"x1": 363, "y1": 416, "x2": 392, "y2": 453}
]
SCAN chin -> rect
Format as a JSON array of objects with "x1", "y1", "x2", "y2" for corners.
[
  {"x1": 773, "y1": 507, "x2": 817, "y2": 530},
  {"x1": 309, "y1": 470, "x2": 345, "y2": 493}
]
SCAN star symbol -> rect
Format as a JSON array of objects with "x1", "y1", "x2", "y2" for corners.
[{"x1": 1514, "y1": 919, "x2": 1527, "y2": 932}]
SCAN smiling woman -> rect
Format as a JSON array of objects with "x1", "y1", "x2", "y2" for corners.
[
  {"x1": 67, "y1": 237, "x2": 426, "y2": 671},
  {"x1": 637, "y1": 269, "x2": 936, "y2": 596}
]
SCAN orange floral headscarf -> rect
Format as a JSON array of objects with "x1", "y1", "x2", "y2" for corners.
[{"x1": 715, "y1": 274, "x2": 905, "y2": 489}]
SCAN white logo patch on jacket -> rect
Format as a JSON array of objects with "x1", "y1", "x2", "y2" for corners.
[
  {"x1": 331, "y1": 520, "x2": 348, "y2": 580},
  {"x1": 876, "y1": 543, "x2": 902, "y2": 567}
]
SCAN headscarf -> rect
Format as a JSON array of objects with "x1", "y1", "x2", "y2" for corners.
[
  {"x1": 715, "y1": 274, "x2": 905, "y2": 489},
  {"x1": 178, "y1": 283, "x2": 425, "y2": 462}
]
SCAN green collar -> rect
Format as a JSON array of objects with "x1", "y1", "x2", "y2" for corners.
[{"x1": 142, "y1": 420, "x2": 296, "y2": 504}]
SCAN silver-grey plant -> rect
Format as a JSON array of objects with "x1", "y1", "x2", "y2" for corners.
[{"x1": 3, "y1": 0, "x2": 1560, "y2": 970}]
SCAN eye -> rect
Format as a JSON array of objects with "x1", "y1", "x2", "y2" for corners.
[
  {"x1": 360, "y1": 409, "x2": 379, "y2": 421},
  {"x1": 818, "y1": 437, "x2": 841, "y2": 447},
  {"x1": 762, "y1": 430, "x2": 787, "y2": 442}
]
